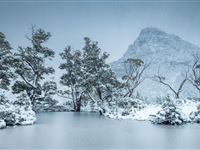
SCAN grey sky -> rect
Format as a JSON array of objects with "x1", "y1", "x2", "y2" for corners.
[{"x1": 0, "y1": 0, "x2": 200, "y2": 62}]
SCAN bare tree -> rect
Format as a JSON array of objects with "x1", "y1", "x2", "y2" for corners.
[
  {"x1": 189, "y1": 55, "x2": 200, "y2": 94},
  {"x1": 153, "y1": 70, "x2": 188, "y2": 99},
  {"x1": 122, "y1": 58, "x2": 149, "y2": 97}
]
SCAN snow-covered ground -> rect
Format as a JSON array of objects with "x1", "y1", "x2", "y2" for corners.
[
  {"x1": 133, "y1": 104, "x2": 161, "y2": 121},
  {"x1": 104, "y1": 98, "x2": 200, "y2": 124},
  {"x1": 104, "y1": 104, "x2": 161, "y2": 120}
]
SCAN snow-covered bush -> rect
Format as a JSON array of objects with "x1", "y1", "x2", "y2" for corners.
[
  {"x1": 13, "y1": 93, "x2": 31, "y2": 108},
  {"x1": 0, "y1": 110, "x2": 16, "y2": 126},
  {"x1": 0, "y1": 94, "x2": 36, "y2": 129},
  {"x1": 118, "y1": 97, "x2": 144, "y2": 109},
  {"x1": 190, "y1": 104, "x2": 200, "y2": 123},
  {"x1": 151, "y1": 96, "x2": 184, "y2": 125},
  {"x1": 104, "y1": 97, "x2": 145, "y2": 119},
  {"x1": 117, "y1": 97, "x2": 145, "y2": 116},
  {"x1": 14, "y1": 106, "x2": 36, "y2": 125}
]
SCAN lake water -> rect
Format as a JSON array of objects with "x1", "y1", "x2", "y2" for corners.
[{"x1": 0, "y1": 112, "x2": 200, "y2": 149}]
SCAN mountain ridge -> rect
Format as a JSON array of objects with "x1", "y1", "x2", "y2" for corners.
[{"x1": 111, "y1": 27, "x2": 200, "y2": 99}]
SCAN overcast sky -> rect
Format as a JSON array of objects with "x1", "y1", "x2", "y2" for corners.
[{"x1": 0, "y1": 0, "x2": 200, "y2": 62}]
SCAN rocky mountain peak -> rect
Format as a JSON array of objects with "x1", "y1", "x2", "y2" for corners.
[
  {"x1": 139, "y1": 27, "x2": 167, "y2": 37},
  {"x1": 122, "y1": 27, "x2": 199, "y2": 59},
  {"x1": 111, "y1": 27, "x2": 200, "y2": 99},
  {"x1": 135, "y1": 27, "x2": 181, "y2": 47}
]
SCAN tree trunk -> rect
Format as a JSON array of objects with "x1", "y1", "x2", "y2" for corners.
[
  {"x1": 71, "y1": 87, "x2": 77, "y2": 111},
  {"x1": 27, "y1": 90, "x2": 36, "y2": 112},
  {"x1": 175, "y1": 93, "x2": 179, "y2": 99},
  {"x1": 76, "y1": 104, "x2": 81, "y2": 112},
  {"x1": 75, "y1": 94, "x2": 82, "y2": 112},
  {"x1": 96, "y1": 87, "x2": 102, "y2": 100}
]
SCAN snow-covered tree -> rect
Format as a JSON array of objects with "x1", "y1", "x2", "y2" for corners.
[
  {"x1": 34, "y1": 81, "x2": 58, "y2": 112},
  {"x1": 122, "y1": 58, "x2": 148, "y2": 97},
  {"x1": 42, "y1": 81, "x2": 57, "y2": 97},
  {"x1": 151, "y1": 96, "x2": 184, "y2": 125},
  {"x1": 59, "y1": 46, "x2": 83, "y2": 112},
  {"x1": 0, "y1": 32, "x2": 14, "y2": 91},
  {"x1": 59, "y1": 38, "x2": 119, "y2": 112},
  {"x1": 13, "y1": 93, "x2": 31, "y2": 108},
  {"x1": 117, "y1": 97, "x2": 144, "y2": 116},
  {"x1": 82, "y1": 37, "x2": 119, "y2": 107},
  {"x1": 12, "y1": 27, "x2": 55, "y2": 111}
]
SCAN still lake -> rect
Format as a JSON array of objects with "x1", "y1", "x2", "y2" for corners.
[{"x1": 0, "y1": 112, "x2": 200, "y2": 149}]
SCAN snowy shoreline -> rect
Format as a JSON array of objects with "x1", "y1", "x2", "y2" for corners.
[
  {"x1": 1, "y1": 97, "x2": 200, "y2": 129},
  {"x1": 103, "y1": 98, "x2": 200, "y2": 124}
]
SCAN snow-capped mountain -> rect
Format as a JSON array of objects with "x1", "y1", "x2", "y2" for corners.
[{"x1": 111, "y1": 27, "x2": 200, "y2": 99}]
